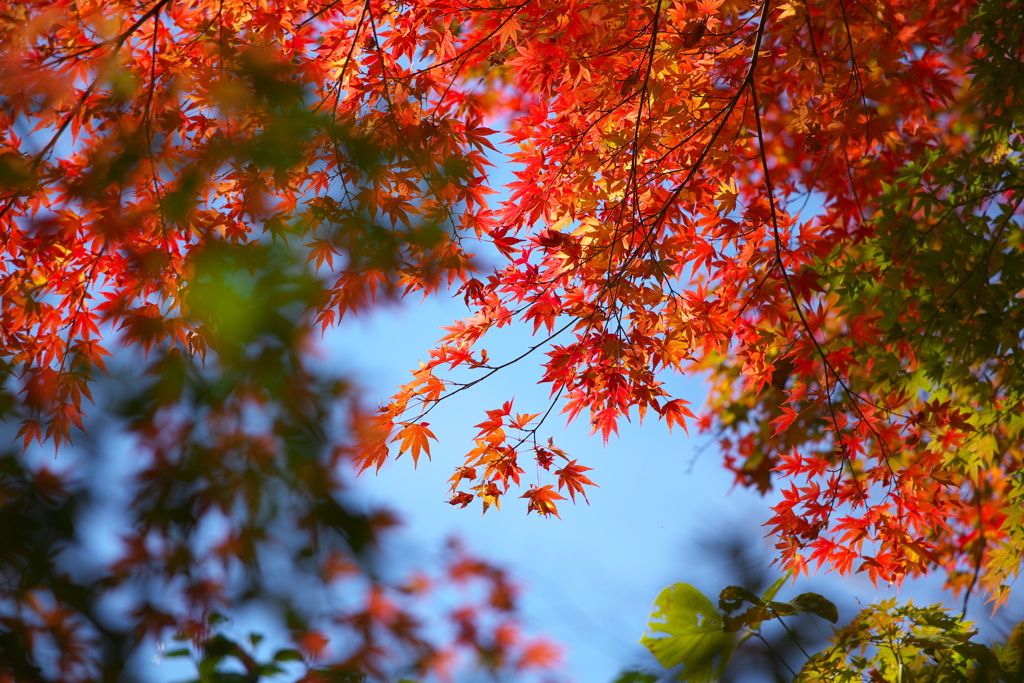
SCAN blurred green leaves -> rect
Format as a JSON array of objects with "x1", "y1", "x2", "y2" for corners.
[{"x1": 182, "y1": 238, "x2": 321, "y2": 362}]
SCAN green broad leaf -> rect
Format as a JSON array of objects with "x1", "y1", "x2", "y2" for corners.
[
  {"x1": 207, "y1": 612, "x2": 229, "y2": 626},
  {"x1": 641, "y1": 583, "x2": 734, "y2": 683},
  {"x1": 611, "y1": 671, "x2": 659, "y2": 683},
  {"x1": 258, "y1": 664, "x2": 285, "y2": 676},
  {"x1": 765, "y1": 600, "x2": 799, "y2": 617},
  {"x1": 723, "y1": 607, "x2": 775, "y2": 633},
  {"x1": 274, "y1": 648, "x2": 304, "y2": 662},
  {"x1": 202, "y1": 635, "x2": 238, "y2": 658},
  {"x1": 718, "y1": 585, "x2": 760, "y2": 614},
  {"x1": 907, "y1": 633, "x2": 966, "y2": 650},
  {"x1": 198, "y1": 655, "x2": 218, "y2": 682},
  {"x1": 788, "y1": 593, "x2": 839, "y2": 623}
]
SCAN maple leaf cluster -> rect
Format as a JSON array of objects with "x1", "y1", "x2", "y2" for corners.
[
  {"x1": 0, "y1": 0, "x2": 567, "y2": 678},
  {"x1": 344, "y1": 0, "x2": 1022, "y2": 604},
  {"x1": 3, "y1": 0, "x2": 1024, "y2": 675}
]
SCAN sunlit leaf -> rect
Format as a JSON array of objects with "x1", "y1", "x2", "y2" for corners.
[{"x1": 641, "y1": 583, "x2": 734, "y2": 682}]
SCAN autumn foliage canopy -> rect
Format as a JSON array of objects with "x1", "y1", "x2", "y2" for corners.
[{"x1": 2, "y1": 0, "x2": 1024, "y2": 678}]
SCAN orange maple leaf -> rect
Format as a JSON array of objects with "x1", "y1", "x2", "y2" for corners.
[
  {"x1": 521, "y1": 484, "x2": 565, "y2": 518},
  {"x1": 554, "y1": 459, "x2": 597, "y2": 503},
  {"x1": 393, "y1": 422, "x2": 437, "y2": 467}
]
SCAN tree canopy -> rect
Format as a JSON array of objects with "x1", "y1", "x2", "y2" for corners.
[{"x1": 1, "y1": 0, "x2": 1023, "y2": 679}]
